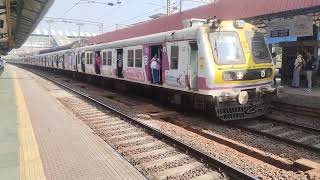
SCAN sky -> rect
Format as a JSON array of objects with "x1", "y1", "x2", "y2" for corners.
[{"x1": 35, "y1": 0, "x2": 212, "y2": 36}]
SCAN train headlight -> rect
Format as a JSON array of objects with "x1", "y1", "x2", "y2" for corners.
[
  {"x1": 223, "y1": 71, "x2": 236, "y2": 81},
  {"x1": 265, "y1": 68, "x2": 273, "y2": 77},
  {"x1": 233, "y1": 20, "x2": 246, "y2": 29},
  {"x1": 260, "y1": 70, "x2": 266, "y2": 78},
  {"x1": 238, "y1": 91, "x2": 249, "y2": 105}
]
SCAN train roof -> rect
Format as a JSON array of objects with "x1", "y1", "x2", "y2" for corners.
[
  {"x1": 87, "y1": 0, "x2": 320, "y2": 45},
  {"x1": 79, "y1": 26, "x2": 201, "y2": 52}
]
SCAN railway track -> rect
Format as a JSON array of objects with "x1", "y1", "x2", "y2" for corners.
[
  {"x1": 231, "y1": 118, "x2": 320, "y2": 154},
  {"x1": 30, "y1": 69, "x2": 257, "y2": 180},
  {"x1": 271, "y1": 102, "x2": 320, "y2": 118}
]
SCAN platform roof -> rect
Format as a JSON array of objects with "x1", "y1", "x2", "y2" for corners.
[
  {"x1": 0, "y1": 0, "x2": 54, "y2": 55},
  {"x1": 87, "y1": 0, "x2": 320, "y2": 45}
]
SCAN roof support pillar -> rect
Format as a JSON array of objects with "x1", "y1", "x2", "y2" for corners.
[{"x1": 5, "y1": 0, "x2": 13, "y2": 47}]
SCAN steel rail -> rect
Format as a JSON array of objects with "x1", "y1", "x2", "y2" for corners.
[
  {"x1": 265, "y1": 118, "x2": 320, "y2": 134},
  {"x1": 29, "y1": 68, "x2": 258, "y2": 180},
  {"x1": 231, "y1": 119, "x2": 320, "y2": 154},
  {"x1": 271, "y1": 102, "x2": 320, "y2": 118}
]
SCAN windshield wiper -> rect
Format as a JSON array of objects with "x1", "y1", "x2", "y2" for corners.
[{"x1": 214, "y1": 40, "x2": 219, "y2": 58}]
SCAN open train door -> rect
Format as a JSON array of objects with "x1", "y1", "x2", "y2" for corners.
[
  {"x1": 149, "y1": 45, "x2": 163, "y2": 84},
  {"x1": 78, "y1": 52, "x2": 85, "y2": 73},
  {"x1": 189, "y1": 41, "x2": 198, "y2": 90},
  {"x1": 116, "y1": 49, "x2": 123, "y2": 78},
  {"x1": 75, "y1": 51, "x2": 79, "y2": 72}
]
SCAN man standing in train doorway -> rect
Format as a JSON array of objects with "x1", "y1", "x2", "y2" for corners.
[
  {"x1": 95, "y1": 52, "x2": 101, "y2": 75},
  {"x1": 151, "y1": 54, "x2": 160, "y2": 84}
]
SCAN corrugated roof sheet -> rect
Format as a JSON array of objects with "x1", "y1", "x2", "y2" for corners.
[{"x1": 87, "y1": 0, "x2": 320, "y2": 45}]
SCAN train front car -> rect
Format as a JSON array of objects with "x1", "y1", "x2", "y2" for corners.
[{"x1": 205, "y1": 20, "x2": 275, "y2": 121}]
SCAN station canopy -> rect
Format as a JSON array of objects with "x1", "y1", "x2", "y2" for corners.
[
  {"x1": 0, "y1": 0, "x2": 54, "y2": 55},
  {"x1": 87, "y1": 0, "x2": 320, "y2": 45}
]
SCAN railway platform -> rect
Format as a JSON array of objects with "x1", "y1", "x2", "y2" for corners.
[
  {"x1": 275, "y1": 86, "x2": 320, "y2": 108},
  {"x1": 0, "y1": 65, "x2": 146, "y2": 180}
]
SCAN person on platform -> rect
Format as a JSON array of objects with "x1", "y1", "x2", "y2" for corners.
[
  {"x1": 271, "y1": 53, "x2": 277, "y2": 85},
  {"x1": 304, "y1": 52, "x2": 316, "y2": 92},
  {"x1": 291, "y1": 54, "x2": 304, "y2": 88},
  {"x1": 150, "y1": 54, "x2": 160, "y2": 84},
  {"x1": 95, "y1": 53, "x2": 101, "y2": 74}
]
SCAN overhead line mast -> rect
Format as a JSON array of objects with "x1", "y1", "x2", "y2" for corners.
[{"x1": 167, "y1": 0, "x2": 172, "y2": 15}]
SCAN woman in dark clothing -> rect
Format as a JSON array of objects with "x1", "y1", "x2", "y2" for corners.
[{"x1": 305, "y1": 53, "x2": 316, "y2": 91}]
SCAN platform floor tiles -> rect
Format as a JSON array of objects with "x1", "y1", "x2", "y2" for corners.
[{"x1": 0, "y1": 65, "x2": 146, "y2": 180}]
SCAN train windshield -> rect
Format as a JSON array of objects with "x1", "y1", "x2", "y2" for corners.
[
  {"x1": 245, "y1": 31, "x2": 272, "y2": 63},
  {"x1": 209, "y1": 32, "x2": 245, "y2": 65}
]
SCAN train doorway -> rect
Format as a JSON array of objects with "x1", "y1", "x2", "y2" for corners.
[
  {"x1": 81, "y1": 52, "x2": 85, "y2": 72},
  {"x1": 116, "y1": 49, "x2": 123, "y2": 78},
  {"x1": 150, "y1": 45, "x2": 162, "y2": 84},
  {"x1": 189, "y1": 41, "x2": 198, "y2": 90},
  {"x1": 75, "y1": 52, "x2": 79, "y2": 71},
  {"x1": 94, "y1": 51, "x2": 101, "y2": 75}
]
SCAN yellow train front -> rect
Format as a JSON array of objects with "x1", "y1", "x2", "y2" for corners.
[{"x1": 202, "y1": 20, "x2": 275, "y2": 121}]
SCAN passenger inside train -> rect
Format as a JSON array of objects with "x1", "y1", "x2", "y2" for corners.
[
  {"x1": 81, "y1": 53, "x2": 85, "y2": 72},
  {"x1": 116, "y1": 49, "x2": 123, "y2": 78},
  {"x1": 95, "y1": 52, "x2": 101, "y2": 75},
  {"x1": 150, "y1": 45, "x2": 162, "y2": 84},
  {"x1": 151, "y1": 54, "x2": 160, "y2": 84}
]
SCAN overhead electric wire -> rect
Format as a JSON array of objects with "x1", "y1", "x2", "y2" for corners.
[
  {"x1": 103, "y1": 6, "x2": 164, "y2": 31},
  {"x1": 119, "y1": 0, "x2": 177, "y2": 24},
  {"x1": 97, "y1": 0, "x2": 127, "y2": 20},
  {"x1": 63, "y1": 0, "x2": 82, "y2": 16}
]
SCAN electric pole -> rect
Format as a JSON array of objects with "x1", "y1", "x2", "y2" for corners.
[
  {"x1": 98, "y1": 23, "x2": 103, "y2": 34},
  {"x1": 167, "y1": 0, "x2": 172, "y2": 15},
  {"x1": 46, "y1": 20, "x2": 54, "y2": 47},
  {"x1": 76, "y1": 23, "x2": 84, "y2": 46}
]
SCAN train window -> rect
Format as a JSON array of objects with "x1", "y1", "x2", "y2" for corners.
[
  {"x1": 107, "y1": 51, "x2": 112, "y2": 66},
  {"x1": 170, "y1": 46, "x2": 179, "y2": 69},
  {"x1": 245, "y1": 31, "x2": 272, "y2": 63},
  {"x1": 135, "y1": 49, "x2": 142, "y2": 68},
  {"x1": 209, "y1": 32, "x2": 245, "y2": 65},
  {"x1": 128, "y1": 50, "x2": 134, "y2": 67},
  {"x1": 102, "y1": 52, "x2": 107, "y2": 65}
]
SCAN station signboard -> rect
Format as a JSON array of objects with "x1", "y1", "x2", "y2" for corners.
[{"x1": 267, "y1": 15, "x2": 313, "y2": 38}]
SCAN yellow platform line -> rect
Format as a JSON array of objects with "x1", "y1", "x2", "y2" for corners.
[{"x1": 13, "y1": 71, "x2": 46, "y2": 180}]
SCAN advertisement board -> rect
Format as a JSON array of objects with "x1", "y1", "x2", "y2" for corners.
[{"x1": 267, "y1": 15, "x2": 313, "y2": 38}]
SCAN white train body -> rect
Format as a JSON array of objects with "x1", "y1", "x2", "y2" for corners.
[{"x1": 12, "y1": 20, "x2": 275, "y2": 121}]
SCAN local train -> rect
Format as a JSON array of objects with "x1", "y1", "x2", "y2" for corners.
[{"x1": 11, "y1": 19, "x2": 275, "y2": 121}]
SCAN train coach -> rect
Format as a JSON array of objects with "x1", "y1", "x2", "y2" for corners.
[{"x1": 12, "y1": 19, "x2": 276, "y2": 121}]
